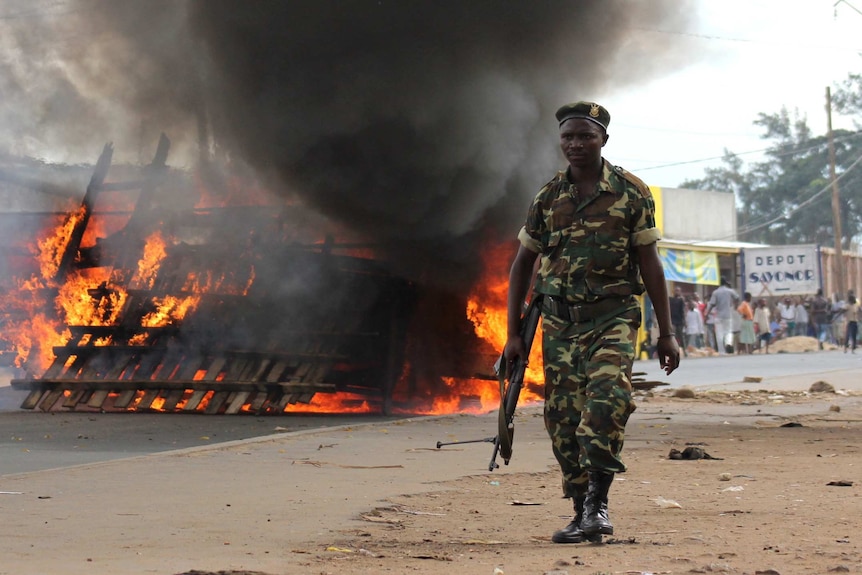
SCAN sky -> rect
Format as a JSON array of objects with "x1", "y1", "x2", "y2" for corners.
[
  {"x1": 0, "y1": 0, "x2": 862, "y2": 197},
  {"x1": 596, "y1": 0, "x2": 862, "y2": 188}
]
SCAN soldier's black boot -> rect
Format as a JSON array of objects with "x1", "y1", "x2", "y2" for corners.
[
  {"x1": 581, "y1": 471, "x2": 615, "y2": 536},
  {"x1": 551, "y1": 495, "x2": 588, "y2": 543}
]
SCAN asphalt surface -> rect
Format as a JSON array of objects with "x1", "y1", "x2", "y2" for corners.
[{"x1": 1, "y1": 350, "x2": 860, "y2": 476}]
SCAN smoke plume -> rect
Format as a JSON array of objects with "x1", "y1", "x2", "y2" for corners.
[{"x1": 0, "y1": 0, "x2": 696, "y2": 287}]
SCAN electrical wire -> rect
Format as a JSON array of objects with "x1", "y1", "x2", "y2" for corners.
[
  {"x1": 716, "y1": 134, "x2": 862, "y2": 236},
  {"x1": 705, "y1": 149, "x2": 862, "y2": 242},
  {"x1": 635, "y1": 130, "x2": 862, "y2": 172}
]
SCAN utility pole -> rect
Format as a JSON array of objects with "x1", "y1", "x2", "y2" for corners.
[{"x1": 826, "y1": 86, "x2": 845, "y2": 299}]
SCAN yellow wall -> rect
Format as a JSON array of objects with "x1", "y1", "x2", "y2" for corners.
[
  {"x1": 639, "y1": 186, "x2": 664, "y2": 360},
  {"x1": 650, "y1": 185, "x2": 664, "y2": 234}
]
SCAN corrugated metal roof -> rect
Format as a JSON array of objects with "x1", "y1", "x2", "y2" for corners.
[{"x1": 658, "y1": 238, "x2": 769, "y2": 253}]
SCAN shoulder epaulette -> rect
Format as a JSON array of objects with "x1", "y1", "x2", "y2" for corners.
[
  {"x1": 536, "y1": 170, "x2": 567, "y2": 194},
  {"x1": 612, "y1": 164, "x2": 651, "y2": 198}
]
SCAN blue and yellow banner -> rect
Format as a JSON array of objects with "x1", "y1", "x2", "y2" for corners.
[{"x1": 658, "y1": 248, "x2": 720, "y2": 286}]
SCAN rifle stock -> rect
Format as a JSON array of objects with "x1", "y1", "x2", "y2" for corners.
[{"x1": 488, "y1": 294, "x2": 543, "y2": 471}]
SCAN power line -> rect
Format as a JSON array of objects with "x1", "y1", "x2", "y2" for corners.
[
  {"x1": 634, "y1": 130, "x2": 862, "y2": 172},
  {"x1": 716, "y1": 149, "x2": 862, "y2": 240}
]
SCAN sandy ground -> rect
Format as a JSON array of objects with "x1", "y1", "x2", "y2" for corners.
[{"x1": 2, "y1": 367, "x2": 862, "y2": 575}]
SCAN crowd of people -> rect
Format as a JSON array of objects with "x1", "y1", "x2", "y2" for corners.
[{"x1": 646, "y1": 284, "x2": 861, "y2": 357}]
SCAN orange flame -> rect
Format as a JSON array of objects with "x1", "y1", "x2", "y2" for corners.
[
  {"x1": 442, "y1": 239, "x2": 544, "y2": 415},
  {"x1": 131, "y1": 231, "x2": 168, "y2": 289},
  {"x1": 57, "y1": 269, "x2": 128, "y2": 326},
  {"x1": 141, "y1": 295, "x2": 201, "y2": 327},
  {"x1": 34, "y1": 205, "x2": 85, "y2": 282}
]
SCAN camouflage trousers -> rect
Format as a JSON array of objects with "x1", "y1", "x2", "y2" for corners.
[{"x1": 543, "y1": 308, "x2": 638, "y2": 498}]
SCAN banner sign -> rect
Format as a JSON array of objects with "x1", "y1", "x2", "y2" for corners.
[
  {"x1": 658, "y1": 248, "x2": 720, "y2": 285},
  {"x1": 742, "y1": 245, "x2": 820, "y2": 296}
]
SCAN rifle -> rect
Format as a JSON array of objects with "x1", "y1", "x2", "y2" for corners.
[{"x1": 487, "y1": 294, "x2": 543, "y2": 471}]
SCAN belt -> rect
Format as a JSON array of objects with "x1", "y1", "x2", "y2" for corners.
[{"x1": 542, "y1": 296, "x2": 634, "y2": 324}]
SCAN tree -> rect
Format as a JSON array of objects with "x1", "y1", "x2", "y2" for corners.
[{"x1": 681, "y1": 105, "x2": 862, "y2": 249}]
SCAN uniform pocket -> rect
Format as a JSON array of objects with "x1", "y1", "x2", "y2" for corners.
[{"x1": 589, "y1": 231, "x2": 629, "y2": 275}]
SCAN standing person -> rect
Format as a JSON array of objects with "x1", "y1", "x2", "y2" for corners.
[
  {"x1": 669, "y1": 287, "x2": 688, "y2": 356},
  {"x1": 794, "y1": 296, "x2": 809, "y2": 337},
  {"x1": 705, "y1": 278, "x2": 739, "y2": 355},
  {"x1": 754, "y1": 298, "x2": 772, "y2": 354},
  {"x1": 811, "y1": 289, "x2": 830, "y2": 348},
  {"x1": 737, "y1": 292, "x2": 755, "y2": 354},
  {"x1": 692, "y1": 292, "x2": 706, "y2": 319},
  {"x1": 684, "y1": 300, "x2": 705, "y2": 349},
  {"x1": 777, "y1": 296, "x2": 796, "y2": 336},
  {"x1": 831, "y1": 296, "x2": 847, "y2": 347},
  {"x1": 504, "y1": 101, "x2": 680, "y2": 545},
  {"x1": 704, "y1": 303, "x2": 718, "y2": 351},
  {"x1": 844, "y1": 295, "x2": 859, "y2": 353}
]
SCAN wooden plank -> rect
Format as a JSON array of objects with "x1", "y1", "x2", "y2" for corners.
[
  {"x1": 248, "y1": 390, "x2": 271, "y2": 413},
  {"x1": 77, "y1": 354, "x2": 106, "y2": 380},
  {"x1": 174, "y1": 355, "x2": 204, "y2": 381},
  {"x1": 38, "y1": 389, "x2": 65, "y2": 412},
  {"x1": 10, "y1": 379, "x2": 337, "y2": 394},
  {"x1": 125, "y1": 349, "x2": 165, "y2": 380},
  {"x1": 203, "y1": 357, "x2": 227, "y2": 381},
  {"x1": 306, "y1": 362, "x2": 333, "y2": 383},
  {"x1": 161, "y1": 389, "x2": 185, "y2": 411},
  {"x1": 292, "y1": 362, "x2": 313, "y2": 380},
  {"x1": 273, "y1": 393, "x2": 294, "y2": 412},
  {"x1": 87, "y1": 390, "x2": 110, "y2": 409},
  {"x1": 104, "y1": 351, "x2": 137, "y2": 380},
  {"x1": 182, "y1": 390, "x2": 208, "y2": 411},
  {"x1": 152, "y1": 355, "x2": 183, "y2": 381},
  {"x1": 222, "y1": 357, "x2": 250, "y2": 381},
  {"x1": 21, "y1": 389, "x2": 48, "y2": 410},
  {"x1": 284, "y1": 393, "x2": 304, "y2": 405},
  {"x1": 204, "y1": 391, "x2": 230, "y2": 414},
  {"x1": 63, "y1": 389, "x2": 88, "y2": 408},
  {"x1": 113, "y1": 389, "x2": 137, "y2": 409},
  {"x1": 224, "y1": 390, "x2": 251, "y2": 414},
  {"x1": 249, "y1": 359, "x2": 272, "y2": 382},
  {"x1": 265, "y1": 361, "x2": 288, "y2": 383},
  {"x1": 137, "y1": 389, "x2": 160, "y2": 410},
  {"x1": 42, "y1": 354, "x2": 74, "y2": 379}
]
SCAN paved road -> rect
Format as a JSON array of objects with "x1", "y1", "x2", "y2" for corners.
[
  {"x1": 1, "y1": 350, "x2": 859, "y2": 476},
  {"x1": 0, "y1": 368, "x2": 407, "y2": 476},
  {"x1": 634, "y1": 348, "x2": 862, "y2": 389}
]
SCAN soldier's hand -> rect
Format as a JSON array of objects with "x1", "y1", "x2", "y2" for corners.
[
  {"x1": 503, "y1": 335, "x2": 528, "y2": 368},
  {"x1": 657, "y1": 335, "x2": 681, "y2": 375}
]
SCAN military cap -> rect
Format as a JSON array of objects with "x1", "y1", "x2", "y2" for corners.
[{"x1": 555, "y1": 101, "x2": 610, "y2": 131}]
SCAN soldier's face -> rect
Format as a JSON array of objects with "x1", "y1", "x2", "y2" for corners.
[{"x1": 559, "y1": 119, "x2": 607, "y2": 170}]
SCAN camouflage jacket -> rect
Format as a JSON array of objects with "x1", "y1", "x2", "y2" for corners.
[{"x1": 518, "y1": 159, "x2": 660, "y2": 305}]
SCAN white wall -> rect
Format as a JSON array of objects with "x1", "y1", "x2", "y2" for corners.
[{"x1": 661, "y1": 187, "x2": 736, "y2": 242}]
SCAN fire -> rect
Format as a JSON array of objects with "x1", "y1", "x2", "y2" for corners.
[
  {"x1": 131, "y1": 231, "x2": 168, "y2": 289},
  {"x1": 141, "y1": 295, "x2": 201, "y2": 327},
  {"x1": 57, "y1": 269, "x2": 128, "y2": 326},
  {"x1": 34, "y1": 205, "x2": 85, "y2": 281},
  {"x1": 283, "y1": 392, "x2": 373, "y2": 414},
  {"x1": 457, "y1": 239, "x2": 544, "y2": 412},
  {"x1": 6, "y1": 314, "x2": 69, "y2": 372}
]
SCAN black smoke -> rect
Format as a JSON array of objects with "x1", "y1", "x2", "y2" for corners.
[{"x1": 1, "y1": 0, "x2": 696, "y2": 289}]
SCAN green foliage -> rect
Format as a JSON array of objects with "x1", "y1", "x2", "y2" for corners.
[{"x1": 681, "y1": 95, "x2": 862, "y2": 249}]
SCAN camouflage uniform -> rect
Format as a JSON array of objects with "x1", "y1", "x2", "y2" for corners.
[{"x1": 518, "y1": 159, "x2": 660, "y2": 498}]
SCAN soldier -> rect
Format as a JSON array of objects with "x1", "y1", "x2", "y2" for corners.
[{"x1": 504, "y1": 101, "x2": 680, "y2": 544}]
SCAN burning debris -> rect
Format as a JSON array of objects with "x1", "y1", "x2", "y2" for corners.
[
  {"x1": 5, "y1": 139, "x2": 421, "y2": 413},
  {"x1": 2, "y1": 139, "x2": 545, "y2": 415}
]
